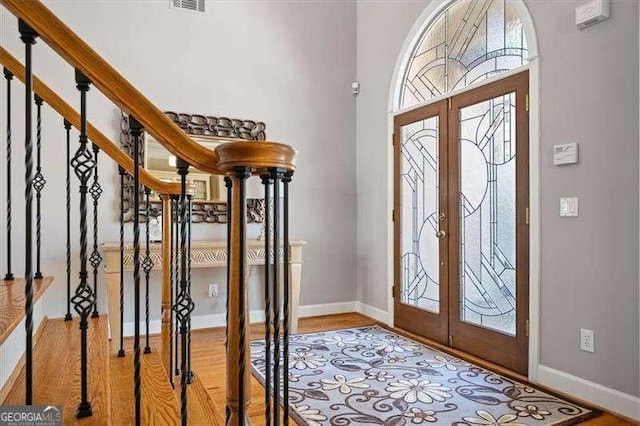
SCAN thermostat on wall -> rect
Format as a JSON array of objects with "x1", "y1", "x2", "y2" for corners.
[
  {"x1": 553, "y1": 143, "x2": 579, "y2": 165},
  {"x1": 576, "y1": 0, "x2": 610, "y2": 30}
]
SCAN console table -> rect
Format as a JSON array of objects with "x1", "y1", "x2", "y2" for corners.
[{"x1": 102, "y1": 240, "x2": 306, "y2": 354}]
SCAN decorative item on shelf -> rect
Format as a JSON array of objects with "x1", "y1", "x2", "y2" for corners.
[
  {"x1": 245, "y1": 177, "x2": 266, "y2": 241},
  {"x1": 119, "y1": 111, "x2": 267, "y2": 224},
  {"x1": 148, "y1": 216, "x2": 162, "y2": 242},
  {"x1": 256, "y1": 199, "x2": 268, "y2": 241}
]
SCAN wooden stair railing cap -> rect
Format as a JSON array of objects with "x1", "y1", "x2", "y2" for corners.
[
  {"x1": 0, "y1": 0, "x2": 296, "y2": 177},
  {"x1": 215, "y1": 141, "x2": 297, "y2": 173},
  {"x1": 0, "y1": 46, "x2": 181, "y2": 196}
]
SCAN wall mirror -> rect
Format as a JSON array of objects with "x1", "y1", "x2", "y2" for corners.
[
  {"x1": 144, "y1": 134, "x2": 227, "y2": 202},
  {"x1": 120, "y1": 111, "x2": 266, "y2": 223}
]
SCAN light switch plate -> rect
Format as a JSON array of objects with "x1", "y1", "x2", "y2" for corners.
[
  {"x1": 553, "y1": 143, "x2": 578, "y2": 165},
  {"x1": 560, "y1": 197, "x2": 579, "y2": 217}
]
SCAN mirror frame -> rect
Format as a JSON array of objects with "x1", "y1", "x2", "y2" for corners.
[{"x1": 119, "y1": 111, "x2": 266, "y2": 223}]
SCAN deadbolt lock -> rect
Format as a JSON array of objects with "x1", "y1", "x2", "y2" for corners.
[{"x1": 439, "y1": 213, "x2": 447, "y2": 221}]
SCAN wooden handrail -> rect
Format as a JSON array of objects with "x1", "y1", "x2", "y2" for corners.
[
  {"x1": 1, "y1": 0, "x2": 297, "y2": 175},
  {"x1": 0, "y1": 46, "x2": 181, "y2": 196},
  {"x1": 0, "y1": 0, "x2": 221, "y2": 174}
]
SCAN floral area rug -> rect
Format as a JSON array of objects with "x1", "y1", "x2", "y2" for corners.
[{"x1": 250, "y1": 326, "x2": 598, "y2": 425}]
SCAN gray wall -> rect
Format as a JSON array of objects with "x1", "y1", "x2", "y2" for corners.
[
  {"x1": 356, "y1": 0, "x2": 639, "y2": 397},
  {"x1": 531, "y1": 0, "x2": 639, "y2": 399},
  {"x1": 0, "y1": 0, "x2": 358, "y2": 322}
]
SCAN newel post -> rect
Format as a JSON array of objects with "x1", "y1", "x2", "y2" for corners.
[{"x1": 226, "y1": 168, "x2": 252, "y2": 426}]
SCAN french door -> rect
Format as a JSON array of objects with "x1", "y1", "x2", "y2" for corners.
[{"x1": 394, "y1": 71, "x2": 529, "y2": 375}]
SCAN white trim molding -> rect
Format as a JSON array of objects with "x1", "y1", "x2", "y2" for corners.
[
  {"x1": 123, "y1": 301, "x2": 368, "y2": 337},
  {"x1": 355, "y1": 302, "x2": 389, "y2": 324},
  {"x1": 538, "y1": 365, "x2": 640, "y2": 421},
  {"x1": 298, "y1": 302, "x2": 357, "y2": 319}
]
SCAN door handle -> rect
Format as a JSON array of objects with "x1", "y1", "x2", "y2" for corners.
[{"x1": 435, "y1": 230, "x2": 447, "y2": 239}]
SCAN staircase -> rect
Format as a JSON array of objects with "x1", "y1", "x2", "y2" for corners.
[
  {"x1": 0, "y1": 0, "x2": 297, "y2": 424},
  {"x1": 2, "y1": 314, "x2": 222, "y2": 425},
  {"x1": 3, "y1": 317, "x2": 111, "y2": 424}
]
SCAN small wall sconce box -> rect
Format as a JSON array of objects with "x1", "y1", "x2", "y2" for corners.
[{"x1": 576, "y1": 0, "x2": 610, "y2": 30}]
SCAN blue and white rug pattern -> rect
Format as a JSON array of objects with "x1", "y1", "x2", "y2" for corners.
[{"x1": 250, "y1": 326, "x2": 597, "y2": 425}]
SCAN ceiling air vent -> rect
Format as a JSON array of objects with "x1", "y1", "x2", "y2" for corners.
[{"x1": 172, "y1": 0, "x2": 205, "y2": 13}]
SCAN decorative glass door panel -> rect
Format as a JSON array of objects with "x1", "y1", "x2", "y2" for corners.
[
  {"x1": 395, "y1": 71, "x2": 529, "y2": 374},
  {"x1": 458, "y1": 92, "x2": 517, "y2": 336},
  {"x1": 394, "y1": 101, "x2": 449, "y2": 345},
  {"x1": 400, "y1": 116, "x2": 440, "y2": 314}
]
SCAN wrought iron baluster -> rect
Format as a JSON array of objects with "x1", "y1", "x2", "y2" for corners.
[
  {"x1": 19, "y1": 19, "x2": 38, "y2": 406},
  {"x1": 272, "y1": 169, "x2": 282, "y2": 426},
  {"x1": 117, "y1": 165, "x2": 126, "y2": 357},
  {"x1": 173, "y1": 158, "x2": 194, "y2": 426},
  {"x1": 64, "y1": 119, "x2": 72, "y2": 321},
  {"x1": 282, "y1": 171, "x2": 293, "y2": 425},
  {"x1": 128, "y1": 116, "x2": 144, "y2": 426},
  {"x1": 70, "y1": 68, "x2": 96, "y2": 419},
  {"x1": 187, "y1": 194, "x2": 193, "y2": 384},
  {"x1": 261, "y1": 174, "x2": 272, "y2": 426},
  {"x1": 89, "y1": 142, "x2": 103, "y2": 318},
  {"x1": 3, "y1": 68, "x2": 14, "y2": 282},
  {"x1": 143, "y1": 187, "x2": 153, "y2": 354},
  {"x1": 33, "y1": 94, "x2": 45, "y2": 280}
]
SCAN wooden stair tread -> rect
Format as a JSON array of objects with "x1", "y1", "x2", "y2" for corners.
[
  {"x1": 110, "y1": 351, "x2": 180, "y2": 425},
  {"x1": 2, "y1": 316, "x2": 111, "y2": 425},
  {"x1": 0, "y1": 277, "x2": 54, "y2": 345},
  {"x1": 174, "y1": 372, "x2": 223, "y2": 426}
]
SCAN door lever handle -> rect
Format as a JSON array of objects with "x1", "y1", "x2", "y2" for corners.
[{"x1": 435, "y1": 230, "x2": 447, "y2": 239}]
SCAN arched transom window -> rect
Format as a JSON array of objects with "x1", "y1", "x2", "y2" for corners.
[{"x1": 400, "y1": 0, "x2": 528, "y2": 109}]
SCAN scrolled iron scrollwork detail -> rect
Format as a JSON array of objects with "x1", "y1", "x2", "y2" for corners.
[{"x1": 120, "y1": 112, "x2": 265, "y2": 224}]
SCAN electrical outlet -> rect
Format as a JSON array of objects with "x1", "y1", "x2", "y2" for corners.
[
  {"x1": 208, "y1": 283, "x2": 219, "y2": 298},
  {"x1": 580, "y1": 328, "x2": 594, "y2": 353}
]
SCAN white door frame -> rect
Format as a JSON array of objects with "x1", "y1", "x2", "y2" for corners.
[{"x1": 385, "y1": 0, "x2": 541, "y2": 382}]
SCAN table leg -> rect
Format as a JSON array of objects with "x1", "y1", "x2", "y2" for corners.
[
  {"x1": 106, "y1": 271, "x2": 121, "y2": 353},
  {"x1": 289, "y1": 263, "x2": 301, "y2": 334}
]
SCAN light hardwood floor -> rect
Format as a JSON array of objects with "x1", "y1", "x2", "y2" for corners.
[
  {"x1": 3, "y1": 316, "x2": 111, "y2": 425},
  {"x1": 3, "y1": 312, "x2": 633, "y2": 425},
  {"x1": 127, "y1": 312, "x2": 633, "y2": 426}
]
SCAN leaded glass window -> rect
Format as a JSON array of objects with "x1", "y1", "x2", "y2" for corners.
[
  {"x1": 400, "y1": 0, "x2": 528, "y2": 109},
  {"x1": 400, "y1": 116, "x2": 441, "y2": 313},
  {"x1": 459, "y1": 92, "x2": 517, "y2": 336}
]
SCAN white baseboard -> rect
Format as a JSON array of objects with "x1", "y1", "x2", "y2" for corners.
[
  {"x1": 298, "y1": 302, "x2": 357, "y2": 318},
  {"x1": 123, "y1": 301, "x2": 389, "y2": 336},
  {"x1": 123, "y1": 301, "x2": 360, "y2": 337},
  {"x1": 538, "y1": 365, "x2": 640, "y2": 421},
  {"x1": 355, "y1": 301, "x2": 389, "y2": 323}
]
